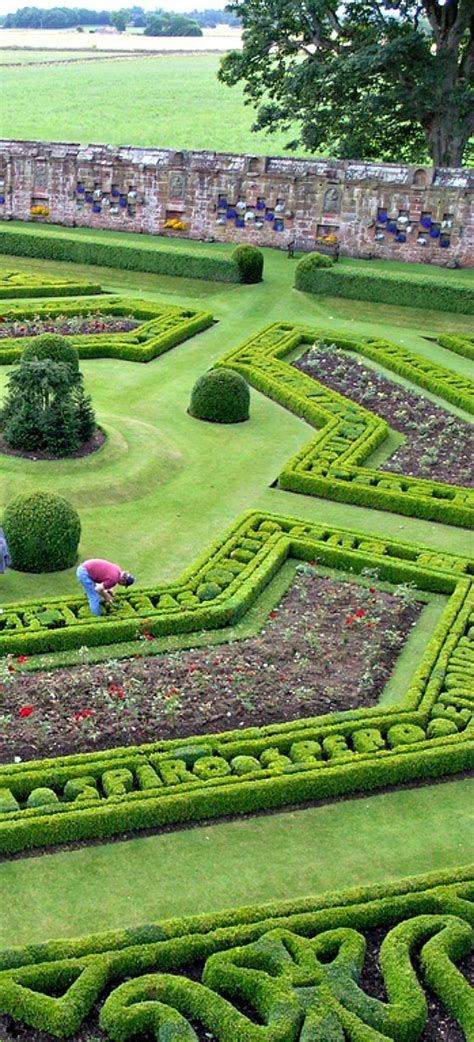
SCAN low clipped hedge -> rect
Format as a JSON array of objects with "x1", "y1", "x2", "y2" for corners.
[
  {"x1": 437, "y1": 333, "x2": 474, "y2": 361},
  {"x1": 0, "y1": 509, "x2": 472, "y2": 853},
  {"x1": 0, "y1": 225, "x2": 242, "y2": 283},
  {"x1": 0, "y1": 864, "x2": 472, "y2": 1041},
  {"x1": 0, "y1": 270, "x2": 103, "y2": 298},
  {"x1": 294, "y1": 262, "x2": 474, "y2": 314},
  {"x1": 217, "y1": 322, "x2": 474, "y2": 528},
  {"x1": 0, "y1": 297, "x2": 213, "y2": 365}
]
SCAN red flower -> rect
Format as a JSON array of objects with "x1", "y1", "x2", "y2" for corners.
[
  {"x1": 17, "y1": 655, "x2": 28, "y2": 664},
  {"x1": 279, "y1": 675, "x2": 288, "y2": 681},
  {"x1": 345, "y1": 615, "x2": 354, "y2": 624},
  {"x1": 143, "y1": 631, "x2": 154, "y2": 641},
  {"x1": 269, "y1": 611, "x2": 278, "y2": 619},
  {"x1": 310, "y1": 560, "x2": 315, "y2": 566},
  {"x1": 19, "y1": 705, "x2": 33, "y2": 718},
  {"x1": 74, "y1": 709, "x2": 94, "y2": 722},
  {"x1": 188, "y1": 664, "x2": 197, "y2": 673},
  {"x1": 369, "y1": 587, "x2": 376, "y2": 594},
  {"x1": 355, "y1": 608, "x2": 366, "y2": 618}
]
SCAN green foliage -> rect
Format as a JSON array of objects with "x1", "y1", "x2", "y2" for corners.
[
  {"x1": 219, "y1": 0, "x2": 473, "y2": 166},
  {"x1": 0, "y1": 297, "x2": 214, "y2": 366},
  {"x1": 1, "y1": 337, "x2": 96, "y2": 456},
  {"x1": 0, "y1": 270, "x2": 102, "y2": 299},
  {"x1": 22, "y1": 332, "x2": 80, "y2": 373},
  {"x1": 231, "y1": 244, "x2": 264, "y2": 283},
  {"x1": 0, "y1": 226, "x2": 240, "y2": 283},
  {"x1": 3, "y1": 491, "x2": 81, "y2": 573},
  {"x1": 189, "y1": 368, "x2": 250, "y2": 423},
  {"x1": 437, "y1": 334, "x2": 474, "y2": 361},
  {"x1": 144, "y1": 9, "x2": 203, "y2": 35},
  {"x1": 294, "y1": 266, "x2": 474, "y2": 314},
  {"x1": 295, "y1": 252, "x2": 334, "y2": 277}
]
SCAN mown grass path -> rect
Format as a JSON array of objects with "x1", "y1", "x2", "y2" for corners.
[{"x1": 0, "y1": 777, "x2": 472, "y2": 946}]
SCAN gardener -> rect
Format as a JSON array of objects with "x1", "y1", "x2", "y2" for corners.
[{"x1": 76, "y1": 558, "x2": 135, "y2": 616}]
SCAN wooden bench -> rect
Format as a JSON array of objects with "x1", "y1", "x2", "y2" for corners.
[{"x1": 287, "y1": 238, "x2": 339, "y2": 260}]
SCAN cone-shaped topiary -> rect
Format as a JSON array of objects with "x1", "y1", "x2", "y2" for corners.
[
  {"x1": 231, "y1": 244, "x2": 264, "y2": 283},
  {"x1": 22, "y1": 333, "x2": 80, "y2": 374},
  {"x1": 189, "y1": 368, "x2": 250, "y2": 423},
  {"x1": 3, "y1": 491, "x2": 81, "y2": 572}
]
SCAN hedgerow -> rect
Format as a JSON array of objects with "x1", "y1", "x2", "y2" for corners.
[
  {"x1": 294, "y1": 262, "x2": 474, "y2": 314},
  {"x1": 0, "y1": 865, "x2": 472, "y2": 1040},
  {"x1": 0, "y1": 509, "x2": 472, "y2": 854},
  {"x1": 216, "y1": 322, "x2": 474, "y2": 527},
  {"x1": 0, "y1": 225, "x2": 242, "y2": 283},
  {"x1": 0, "y1": 297, "x2": 213, "y2": 364},
  {"x1": 0, "y1": 269, "x2": 103, "y2": 298},
  {"x1": 437, "y1": 333, "x2": 474, "y2": 361}
]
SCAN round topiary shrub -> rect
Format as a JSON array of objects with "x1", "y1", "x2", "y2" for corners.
[
  {"x1": 231, "y1": 244, "x2": 264, "y2": 283},
  {"x1": 189, "y1": 369, "x2": 250, "y2": 424},
  {"x1": 3, "y1": 492, "x2": 81, "y2": 572},
  {"x1": 295, "y1": 251, "x2": 334, "y2": 293},
  {"x1": 22, "y1": 333, "x2": 80, "y2": 374}
]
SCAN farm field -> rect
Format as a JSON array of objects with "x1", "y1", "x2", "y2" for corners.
[
  {"x1": 0, "y1": 229, "x2": 473, "y2": 1040},
  {"x1": 0, "y1": 52, "x2": 308, "y2": 153}
]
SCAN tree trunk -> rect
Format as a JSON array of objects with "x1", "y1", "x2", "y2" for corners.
[{"x1": 425, "y1": 111, "x2": 469, "y2": 166}]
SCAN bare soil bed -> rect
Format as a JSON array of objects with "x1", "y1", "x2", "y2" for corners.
[
  {"x1": 1, "y1": 569, "x2": 421, "y2": 764},
  {"x1": 294, "y1": 345, "x2": 473, "y2": 487}
]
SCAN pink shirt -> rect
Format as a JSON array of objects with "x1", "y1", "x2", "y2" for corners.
[{"x1": 83, "y1": 559, "x2": 121, "y2": 590}]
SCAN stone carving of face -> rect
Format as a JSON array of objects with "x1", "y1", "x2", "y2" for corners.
[
  {"x1": 169, "y1": 173, "x2": 185, "y2": 199},
  {"x1": 323, "y1": 187, "x2": 340, "y2": 212}
]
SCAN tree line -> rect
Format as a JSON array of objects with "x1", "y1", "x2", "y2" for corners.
[{"x1": 1, "y1": 5, "x2": 239, "y2": 31}]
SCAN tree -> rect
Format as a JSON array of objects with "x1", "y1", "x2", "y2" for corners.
[
  {"x1": 219, "y1": 0, "x2": 474, "y2": 167},
  {"x1": 110, "y1": 9, "x2": 129, "y2": 31},
  {"x1": 144, "y1": 9, "x2": 202, "y2": 36},
  {"x1": 1, "y1": 337, "x2": 96, "y2": 457}
]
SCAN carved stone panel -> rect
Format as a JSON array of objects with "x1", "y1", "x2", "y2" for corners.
[
  {"x1": 323, "y1": 186, "x2": 341, "y2": 212},
  {"x1": 168, "y1": 171, "x2": 186, "y2": 199}
]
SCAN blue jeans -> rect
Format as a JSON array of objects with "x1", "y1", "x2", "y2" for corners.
[{"x1": 76, "y1": 565, "x2": 102, "y2": 616}]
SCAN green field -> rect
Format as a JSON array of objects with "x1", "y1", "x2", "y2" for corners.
[{"x1": 0, "y1": 52, "x2": 307, "y2": 153}]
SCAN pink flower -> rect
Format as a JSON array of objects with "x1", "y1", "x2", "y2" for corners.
[{"x1": 19, "y1": 705, "x2": 33, "y2": 718}]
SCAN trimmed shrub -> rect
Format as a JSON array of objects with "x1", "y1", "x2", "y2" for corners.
[
  {"x1": 3, "y1": 492, "x2": 81, "y2": 572},
  {"x1": 294, "y1": 264, "x2": 474, "y2": 314},
  {"x1": 22, "y1": 333, "x2": 80, "y2": 373},
  {"x1": 189, "y1": 369, "x2": 250, "y2": 423},
  {"x1": 295, "y1": 253, "x2": 335, "y2": 288},
  {"x1": 231, "y1": 244, "x2": 264, "y2": 284},
  {"x1": 0, "y1": 225, "x2": 241, "y2": 284}
]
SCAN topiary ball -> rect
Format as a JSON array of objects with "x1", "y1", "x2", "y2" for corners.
[
  {"x1": 189, "y1": 368, "x2": 250, "y2": 424},
  {"x1": 231, "y1": 244, "x2": 264, "y2": 283},
  {"x1": 22, "y1": 333, "x2": 80, "y2": 374},
  {"x1": 3, "y1": 492, "x2": 81, "y2": 572}
]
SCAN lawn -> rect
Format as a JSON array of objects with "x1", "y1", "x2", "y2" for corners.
[
  {"x1": 0, "y1": 237, "x2": 473, "y2": 1042},
  {"x1": 0, "y1": 53, "x2": 308, "y2": 154}
]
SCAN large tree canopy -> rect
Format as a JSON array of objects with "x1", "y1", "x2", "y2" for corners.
[{"x1": 219, "y1": 0, "x2": 474, "y2": 167}]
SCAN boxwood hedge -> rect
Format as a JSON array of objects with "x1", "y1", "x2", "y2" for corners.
[{"x1": 295, "y1": 262, "x2": 474, "y2": 314}]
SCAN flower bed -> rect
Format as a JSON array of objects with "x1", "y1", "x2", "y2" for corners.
[
  {"x1": 0, "y1": 865, "x2": 472, "y2": 1040},
  {"x1": 0, "y1": 298, "x2": 213, "y2": 364},
  {"x1": 1, "y1": 569, "x2": 421, "y2": 763},
  {"x1": 0, "y1": 313, "x2": 139, "y2": 339},
  {"x1": 294, "y1": 344, "x2": 473, "y2": 487},
  {"x1": 217, "y1": 322, "x2": 473, "y2": 528},
  {"x1": 0, "y1": 510, "x2": 472, "y2": 855}
]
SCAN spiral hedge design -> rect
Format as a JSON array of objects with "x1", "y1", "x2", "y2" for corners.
[{"x1": 0, "y1": 865, "x2": 472, "y2": 1040}]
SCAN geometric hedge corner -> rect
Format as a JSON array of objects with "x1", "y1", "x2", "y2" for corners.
[
  {"x1": 0, "y1": 296, "x2": 214, "y2": 364},
  {"x1": 0, "y1": 863, "x2": 472, "y2": 1039},
  {"x1": 0, "y1": 509, "x2": 473, "y2": 854},
  {"x1": 0, "y1": 268, "x2": 103, "y2": 299},
  {"x1": 217, "y1": 322, "x2": 474, "y2": 528}
]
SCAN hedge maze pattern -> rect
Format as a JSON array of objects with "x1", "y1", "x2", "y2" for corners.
[
  {"x1": 0, "y1": 866, "x2": 473, "y2": 1040},
  {"x1": 0, "y1": 269, "x2": 103, "y2": 298},
  {"x1": 0, "y1": 297, "x2": 213, "y2": 364},
  {"x1": 1, "y1": 510, "x2": 473, "y2": 853},
  {"x1": 218, "y1": 322, "x2": 474, "y2": 528}
]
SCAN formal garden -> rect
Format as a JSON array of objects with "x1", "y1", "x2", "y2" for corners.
[{"x1": 0, "y1": 229, "x2": 473, "y2": 1041}]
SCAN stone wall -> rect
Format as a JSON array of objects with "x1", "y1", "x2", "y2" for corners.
[{"x1": 0, "y1": 139, "x2": 472, "y2": 266}]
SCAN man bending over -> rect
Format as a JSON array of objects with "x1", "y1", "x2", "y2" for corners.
[{"x1": 76, "y1": 558, "x2": 135, "y2": 616}]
